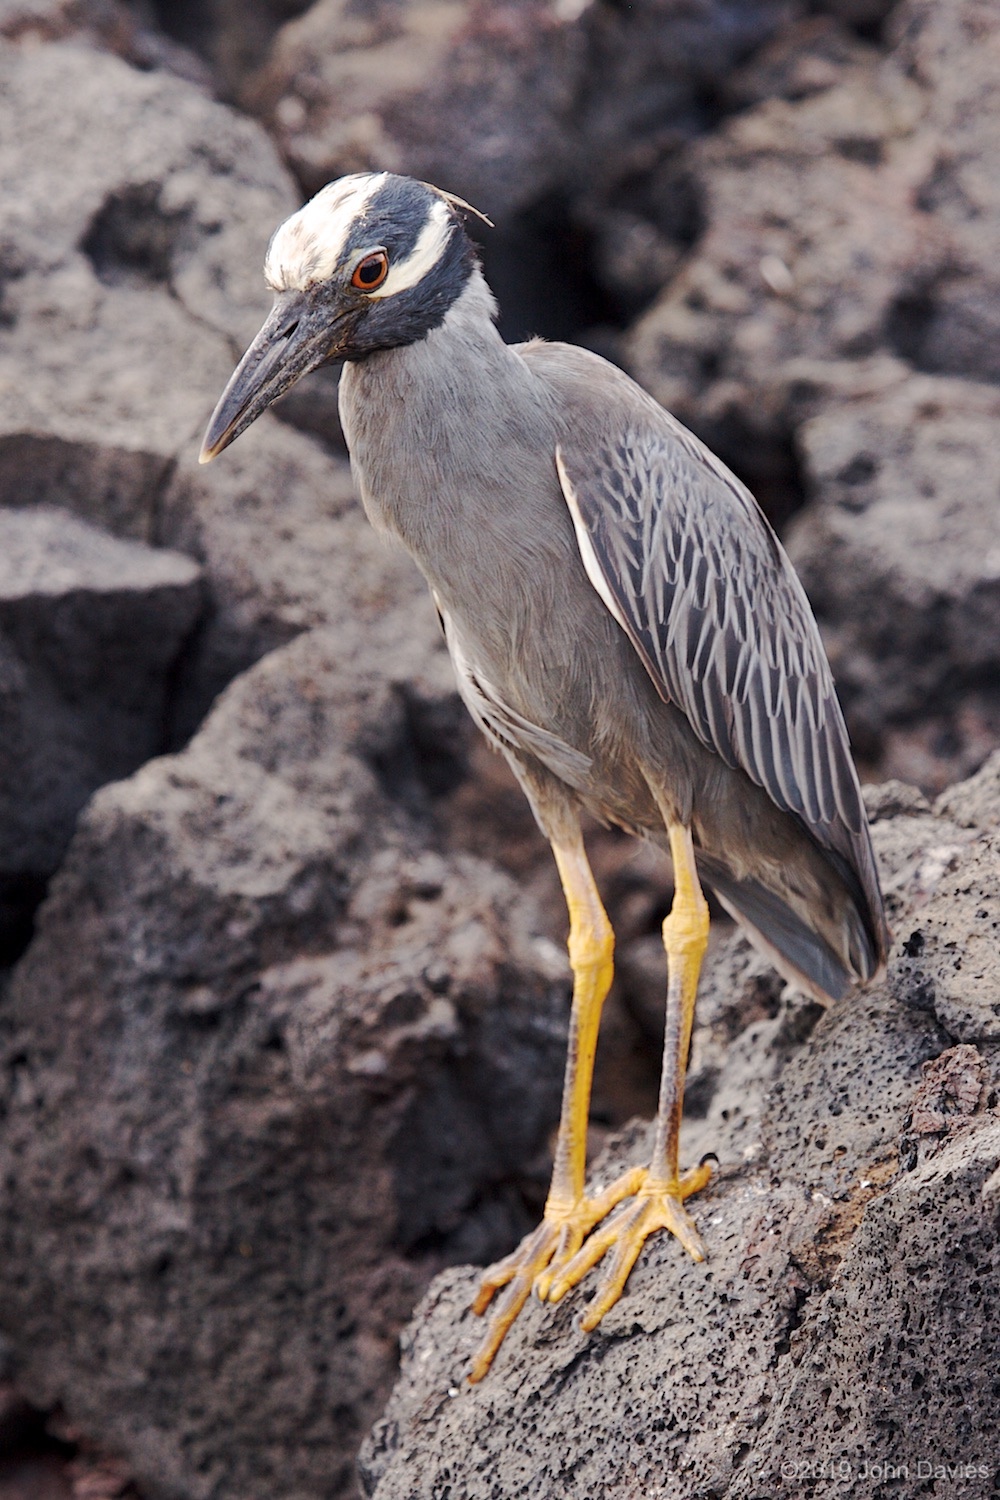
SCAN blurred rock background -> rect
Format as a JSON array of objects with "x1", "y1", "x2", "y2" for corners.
[{"x1": 0, "y1": 1, "x2": 998, "y2": 1497}]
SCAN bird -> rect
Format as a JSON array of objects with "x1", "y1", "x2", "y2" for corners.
[{"x1": 200, "y1": 171, "x2": 889, "y2": 1383}]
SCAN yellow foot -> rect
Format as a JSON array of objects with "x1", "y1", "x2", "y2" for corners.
[
  {"x1": 468, "y1": 1170, "x2": 644, "y2": 1383},
  {"x1": 546, "y1": 1162, "x2": 713, "y2": 1332}
]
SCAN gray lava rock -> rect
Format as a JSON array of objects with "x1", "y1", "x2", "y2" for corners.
[
  {"x1": 0, "y1": 39, "x2": 342, "y2": 715},
  {"x1": 244, "y1": 0, "x2": 796, "y2": 346},
  {"x1": 0, "y1": 505, "x2": 201, "y2": 947},
  {"x1": 0, "y1": 627, "x2": 569, "y2": 1500},
  {"x1": 250, "y1": 0, "x2": 797, "y2": 217},
  {"x1": 626, "y1": 28, "x2": 929, "y2": 479},
  {"x1": 886, "y1": 0, "x2": 1000, "y2": 384},
  {"x1": 626, "y1": 0, "x2": 1000, "y2": 501},
  {"x1": 245, "y1": 0, "x2": 587, "y2": 216},
  {"x1": 786, "y1": 374, "x2": 1000, "y2": 789},
  {"x1": 0, "y1": 0, "x2": 212, "y2": 83},
  {"x1": 358, "y1": 758, "x2": 1000, "y2": 1500},
  {"x1": 121, "y1": 0, "x2": 312, "y2": 98},
  {"x1": 625, "y1": 0, "x2": 1000, "y2": 788},
  {"x1": 157, "y1": 415, "x2": 445, "y2": 740},
  {"x1": 0, "y1": 36, "x2": 442, "y2": 750}
]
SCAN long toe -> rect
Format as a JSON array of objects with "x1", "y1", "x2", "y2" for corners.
[
  {"x1": 468, "y1": 1175, "x2": 645, "y2": 1382},
  {"x1": 545, "y1": 1163, "x2": 712, "y2": 1325}
]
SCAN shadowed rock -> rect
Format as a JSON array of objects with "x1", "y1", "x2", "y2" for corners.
[
  {"x1": 359, "y1": 758, "x2": 1000, "y2": 1499},
  {"x1": 787, "y1": 375, "x2": 1000, "y2": 791},
  {"x1": 0, "y1": 36, "x2": 444, "y2": 812},
  {"x1": 0, "y1": 628, "x2": 570, "y2": 1500},
  {"x1": 0, "y1": 505, "x2": 201, "y2": 956}
]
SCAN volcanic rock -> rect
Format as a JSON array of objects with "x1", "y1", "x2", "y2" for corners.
[
  {"x1": 626, "y1": 24, "x2": 930, "y2": 500},
  {"x1": 0, "y1": 505, "x2": 201, "y2": 954},
  {"x1": 627, "y1": 0, "x2": 1000, "y2": 500},
  {"x1": 786, "y1": 374, "x2": 1000, "y2": 791},
  {"x1": 0, "y1": 37, "x2": 438, "y2": 754},
  {"x1": 0, "y1": 627, "x2": 570, "y2": 1500},
  {"x1": 359, "y1": 758, "x2": 1000, "y2": 1499},
  {"x1": 246, "y1": 0, "x2": 797, "y2": 343},
  {"x1": 245, "y1": 0, "x2": 586, "y2": 216},
  {"x1": 0, "y1": 0, "x2": 210, "y2": 82}
]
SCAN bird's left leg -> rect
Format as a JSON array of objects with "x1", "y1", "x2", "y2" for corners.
[
  {"x1": 469, "y1": 821, "x2": 640, "y2": 1381},
  {"x1": 546, "y1": 823, "x2": 712, "y2": 1329}
]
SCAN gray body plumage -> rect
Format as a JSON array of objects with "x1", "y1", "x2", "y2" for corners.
[
  {"x1": 340, "y1": 268, "x2": 886, "y2": 1001},
  {"x1": 201, "y1": 170, "x2": 891, "y2": 1374}
]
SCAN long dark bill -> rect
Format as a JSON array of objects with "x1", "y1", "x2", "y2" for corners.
[{"x1": 199, "y1": 290, "x2": 349, "y2": 463}]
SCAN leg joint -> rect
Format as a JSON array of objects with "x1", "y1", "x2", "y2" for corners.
[
  {"x1": 661, "y1": 899, "x2": 709, "y2": 955},
  {"x1": 567, "y1": 909, "x2": 614, "y2": 973}
]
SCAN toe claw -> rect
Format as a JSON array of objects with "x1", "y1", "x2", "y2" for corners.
[{"x1": 468, "y1": 1160, "x2": 714, "y2": 1377}]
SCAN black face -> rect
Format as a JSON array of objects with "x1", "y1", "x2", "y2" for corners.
[
  {"x1": 333, "y1": 175, "x2": 479, "y2": 359},
  {"x1": 199, "y1": 175, "x2": 481, "y2": 463}
]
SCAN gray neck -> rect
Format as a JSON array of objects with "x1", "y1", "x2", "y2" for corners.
[{"x1": 338, "y1": 269, "x2": 567, "y2": 613}]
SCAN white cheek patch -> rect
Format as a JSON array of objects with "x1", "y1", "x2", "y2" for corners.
[
  {"x1": 368, "y1": 197, "x2": 453, "y2": 299},
  {"x1": 556, "y1": 447, "x2": 631, "y2": 634},
  {"x1": 265, "y1": 172, "x2": 388, "y2": 292}
]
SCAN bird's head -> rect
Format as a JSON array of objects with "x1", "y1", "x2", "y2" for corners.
[{"x1": 200, "y1": 172, "x2": 487, "y2": 463}]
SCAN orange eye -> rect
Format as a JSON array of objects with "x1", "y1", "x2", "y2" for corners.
[{"x1": 351, "y1": 251, "x2": 389, "y2": 291}]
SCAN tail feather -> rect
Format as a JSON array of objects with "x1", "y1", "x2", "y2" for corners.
[{"x1": 696, "y1": 854, "x2": 859, "y2": 1003}]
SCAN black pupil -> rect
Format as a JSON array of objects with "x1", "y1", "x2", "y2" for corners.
[{"x1": 359, "y1": 257, "x2": 383, "y2": 284}]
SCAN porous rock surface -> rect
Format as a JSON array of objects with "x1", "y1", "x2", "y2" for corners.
[
  {"x1": 360, "y1": 758, "x2": 1000, "y2": 1500},
  {"x1": 786, "y1": 374, "x2": 1000, "y2": 790},
  {"x1": 628, "y1": 0, "x2": 1000, "y2": 447},
  {"x1": 0, "y1": 33, "x2": 445, "y2": 763},
  {"x1": 247, "y1": 0, "x2": 795, "y2": 217},
  {"x1": 0, "y1": 38, "x2": 409, "y2": 737},
  {"x1": 0, "y1": 0, "x2": 210, "y2": 81},
  {"x1": 627, "y1": 16, "x2": 927, "y2": 495},
  {"x1": 628, "y1": 0, "x2": 1000, "y2": 781},
  {"x1": 0, "y1": 627, "x2": 570, "y2": 1500},
  {"x1": 243, "y1": 0, "x2": 797, "y2": 345},
  {"x1": 0, "y1": 505, "x2": 201, "y2": 941}
]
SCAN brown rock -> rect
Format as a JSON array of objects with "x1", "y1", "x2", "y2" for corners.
[
  {"x1": 0, "y1": 629, "x2": 569, "y2": 1500},
  {"x1": 0, "y1": 506, "x2": 201, "y2": 952},
  {"x1": 908, "y1": 1043, "x2": 986, "y2": 1138},
  {"x1": 786, "y1": 375, "x2": 1000, "y2": 786},
  {"x1": 359, "y1": 759, "x2": 1000, "y2": 1499},
  {"x1": 627, "y1": 30, "x2": 931, "y2": 481}
]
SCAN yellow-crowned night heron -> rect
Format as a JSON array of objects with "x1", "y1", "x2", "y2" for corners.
[{"x1": 201, "y1": 172, "x2": 889, "y2": 1381}]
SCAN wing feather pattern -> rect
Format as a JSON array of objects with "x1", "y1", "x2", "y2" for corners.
[{"x1": 555, "y1": 424, "x2": 866, "y2": 850}]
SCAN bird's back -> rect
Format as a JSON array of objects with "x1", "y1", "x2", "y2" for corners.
[{"x1": 341, "y1": 289, "x2": 888, "y2": 1001}]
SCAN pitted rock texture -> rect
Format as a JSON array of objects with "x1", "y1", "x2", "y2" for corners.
[
  {"x1": 247, "y1": 0, "x2": 795, "y2": 216},
  {"x1": 626, "y1": 21, "x2": 928, "y2": 493},
  {"x1": 359, "y1": 757, "x2": 1000, "y2": 1500},
  {"x1": 0, "y1": 628, "x2": 570, "y2": 1500},
  {"x1": 0, "y1": 41, "x2": 389, "y2": 730},
  {"x1": 627, "y1": 0, "x2": 1000, "y2": 462},
  {"x1": 626, "y1": 0, "x2": 1000, "y2": 783},
  {"x1": 244, "y1": 0, "x2": 796, "y2": 346},
  {"x1": 0, "y1": 34, "x2": 443, "y2": 760},
  {"x1": 0, "y1": 505, "x2": 201, "y2": 941},
  {"x1": 786, "y1": 374, "x2": 1000, "y2": 791}
]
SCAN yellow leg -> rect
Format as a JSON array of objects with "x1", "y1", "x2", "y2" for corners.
[
  {"x1": 546, "y1": 824, "x2": 713, "y2": 1328},
  {"x1": 468, "y1": 826, "x2": 635, "y2": 1381}
]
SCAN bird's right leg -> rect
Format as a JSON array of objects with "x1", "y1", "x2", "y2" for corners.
[{"x1": 469, "y1": 824, "x2": 638, "y2": 1382}]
